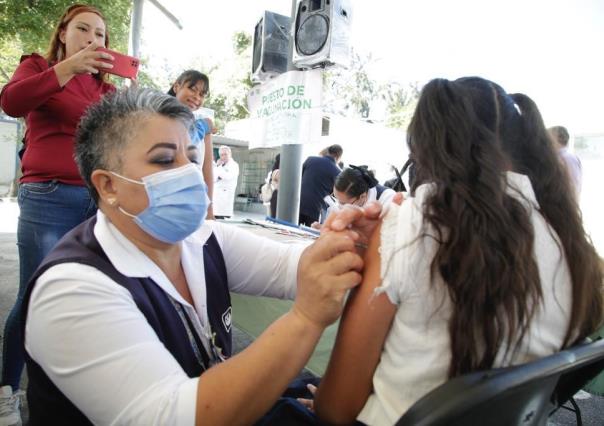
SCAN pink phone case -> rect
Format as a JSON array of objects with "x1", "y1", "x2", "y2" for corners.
[{"x1": 97, "y1": 47, "x2": 139, "y2": 79}]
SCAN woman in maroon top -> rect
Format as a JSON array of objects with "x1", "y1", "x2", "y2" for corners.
[{"x1": 0, "y1": 4, "x2": 117, "y2": 418}]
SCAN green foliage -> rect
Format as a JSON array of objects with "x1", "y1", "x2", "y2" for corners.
[
  {"x1": 383, "y1": 81, "x2": 421, "y2": 129},
  {"x1": 135, "y1": 67, "x2": 161, "y2": 90},
  {"x1": 0, "y1": 38, "x2": 21, "y2": 83},
  {"x1": 142, "y1": 29, "x2": 253, "y2": 133},
  {"x1": 323, "y1": 49, "x2": 421, "y2": 129},
  {"x1": 323, "y1": 51, "x2": 378, "y2": 119},
  {"x1": 201, "y1": 30, "x2": 254, "y2": 132},
  {"x1": 233, "y1": 31, "x2": 252, "y2": 56},
  {"x1": 0, "y1": 0, "x2": 420, "y2": 134},
  {"x1": 0, "y1": 0, "x2": 132, "y2": 85}
]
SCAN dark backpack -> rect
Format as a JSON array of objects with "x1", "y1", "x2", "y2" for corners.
[{"x1": 384, "y1": 158, "x2": 416, "y2": 193}]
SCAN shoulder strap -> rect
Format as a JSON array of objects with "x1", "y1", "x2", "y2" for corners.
[{"x1": 391, "y1": 165, "x2": 407, "y2": 192}]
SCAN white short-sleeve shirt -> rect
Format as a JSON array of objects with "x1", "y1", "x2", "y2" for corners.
[{"x1": 358, "y1": 172, "x2": 572, "y2": 426}]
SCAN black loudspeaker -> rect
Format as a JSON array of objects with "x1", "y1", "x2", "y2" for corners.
[
  {"x1": 292, "y1": 0, "x2": 352, "y2": 69},
  {"x1": 251, "y1": 11, "x2": 291, "y2": 83}
]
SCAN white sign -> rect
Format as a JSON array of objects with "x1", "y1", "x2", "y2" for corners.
[{"x1": 246, "y1": 70, "x2": 322, "y2": 148}]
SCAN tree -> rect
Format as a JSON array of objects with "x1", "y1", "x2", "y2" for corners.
[
  {"x1": 143, "y1": 30, "x2": 253, "y2": 133},
  {"x1": 0, "y1": 0, "x2": 132, "y2": 85},
  {"x1": 322, "y1": 50, "x2": 379, "y2": 119},
  {"x1": 183, "y1": 31, "x2": 254, "y2": 133},
  {"x1": 321, "y1": 49, "x2": 421, "y2": 130},
  {"x1": 382, "y1": 81, "x2": 421, "y2": 130}
]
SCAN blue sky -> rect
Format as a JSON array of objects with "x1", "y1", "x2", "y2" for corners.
[{"x1": 143, "y1": 0, "x2": 604, "y2": 134}]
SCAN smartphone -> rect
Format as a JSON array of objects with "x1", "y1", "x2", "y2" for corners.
[{"x1": 96, "y1": 47, "x2": 140, "y2": 79}]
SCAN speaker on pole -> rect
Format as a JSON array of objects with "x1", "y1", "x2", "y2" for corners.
[
  {"x1": 292, "y1": 0, "x2": 352, "y2": 69},
  {"x1": 251, "y1": 11, "x2": 291, "y2": 83}
]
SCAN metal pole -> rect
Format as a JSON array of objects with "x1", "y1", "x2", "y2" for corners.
[
  {"x1": 148, "y1": 0, "x2": 183, "y2": 29},
  {"x1": 276, "y1": 0, "x2": 303, "y2": 224},
  {"x1": 130, "y1": 0, "x2": 144, "y2": 57},
  {"x1": 130, "y1": 0, "x2": 182, "y2": 58}
]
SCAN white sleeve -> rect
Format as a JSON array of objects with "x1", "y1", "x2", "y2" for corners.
[
  {"x1": 211, "y1": 222, "x2": 306, "y2": 300},
  {"x1": 378, "y1": 188, "x2": 397, "y2": 206},
  {"x1": 325, "y1": 205, "x2": 339, "y2": 221},
  {"x1": 378, "y1": 193, "x2": 433, "y2": 305},
  {"x1": 25, "y1": 264, "x2": 198, "y2": 426},
  {"x1": 323, "y1": 194, "x2": 336, "y2": 208}
]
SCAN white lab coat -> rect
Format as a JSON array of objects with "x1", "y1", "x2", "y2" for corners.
[{"x1": 214, "y1": 159, "x2": 239, "y2": 217}]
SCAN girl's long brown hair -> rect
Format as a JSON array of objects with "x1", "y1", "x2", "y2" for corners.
[
  {"x1": 45, "y1": 4, "x2": 109, "y2": 80},
  {"x1": 408, "y1": 77, "x2": 603, "y2": 377}
]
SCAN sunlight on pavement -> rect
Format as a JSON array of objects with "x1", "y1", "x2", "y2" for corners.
[{"x1": 0, "y1": 199, "x2": 18, "y2": 233}]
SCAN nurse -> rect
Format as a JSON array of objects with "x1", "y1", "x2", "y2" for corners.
[
  {"x1": 21, "y1": 88, "x2": 364, "y2": 425},
  {"x1": 214, "y1": 145, "x2": 240, "y2": 219}
]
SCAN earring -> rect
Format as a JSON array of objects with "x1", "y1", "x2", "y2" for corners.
[{"x1": 107, "y1": 198, "x2": 117, "y2": 206}]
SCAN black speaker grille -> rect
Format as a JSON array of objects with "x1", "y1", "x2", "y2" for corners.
[
  {"x1": 296, "y1": 14, "x2": 329, "y2": 56},
  {"x1": 252, "y1": 19, "x2": 264, "y2": 73}
]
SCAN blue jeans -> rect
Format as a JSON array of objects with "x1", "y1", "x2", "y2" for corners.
[{"x1": 1, "y1": 181, "x2": 96, "y2": 390}]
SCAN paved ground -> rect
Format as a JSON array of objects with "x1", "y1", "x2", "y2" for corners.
[{"x1": 1, "y1": 198, "x2": 602, "y2": 424}]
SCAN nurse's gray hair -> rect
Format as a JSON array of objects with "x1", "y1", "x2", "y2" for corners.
[{"x1": 75, "y1": 87, "x2": 194, "y2": 202}]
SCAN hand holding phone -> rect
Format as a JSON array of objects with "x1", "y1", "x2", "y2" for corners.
[{"x1": 96, "y1": 47, "x2": 140, "y2": 79}]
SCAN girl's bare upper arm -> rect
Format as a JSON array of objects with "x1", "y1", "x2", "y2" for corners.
[{"x1": 315, "y1": 222, "x2": 398, "y2": 424}]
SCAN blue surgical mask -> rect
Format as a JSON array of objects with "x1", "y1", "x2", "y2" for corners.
[{"x1": 111, "y1": 163, "x2": 209, "y2": 243}]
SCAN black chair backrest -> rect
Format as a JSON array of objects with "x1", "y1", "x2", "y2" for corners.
[
  {"x1": 554, "y1": 338, "x2": 604, "y2": 404},
  {"x1": 396, "y1": 339, "x2": 604, "y2": 426}
]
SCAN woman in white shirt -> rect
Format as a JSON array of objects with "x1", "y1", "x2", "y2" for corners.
[
  {"x1": 315, "y1": 77, "x2": 604, "y2": 425},
  {"x1": 22, "y1": 88, "x2": 364, "y2": 425}
]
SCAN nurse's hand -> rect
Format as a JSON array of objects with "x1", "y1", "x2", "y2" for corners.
[
  {"x1": 294, "y1": 230, "x2": 363, "y2": 329},
  {"x1": 321, "y1": 193, "x2": 404, "y2": 251}
]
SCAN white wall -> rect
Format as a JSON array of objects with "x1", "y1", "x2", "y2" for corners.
[{"x1": 0, "y1": 120, "x2": 19, "y2": 196}]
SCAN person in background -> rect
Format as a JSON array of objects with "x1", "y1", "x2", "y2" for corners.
[
  {"x1": 549, "y1": 125, "x2": 582, "y2": 199},
  {"x1": 333, "y1": 165, "x2": 396, "y2": 209},
  {"x1": 269, "y1": 154, "x2": 280, "y2": 218},
  {"x1": 299, "y1": 144, "x2": 343, "y2": 226},
  {"x1": 168, "y1": 69, "x2": 216, "y2": 218},
  {"x1": 20, "y1": 87, "x2": 365, "y2": 425},
  {"x1": 314, "y1": 77, "x2": 603, "y2": 425},
  {"x1": 214, "y1": 145, "x2": 239, "y2": 219},
  {"x1": 313, "y1": 165, "x2": 396, "y2": 229},
  {"x1": 0, "y1": 5, "x2": 119, "y2": 422}
]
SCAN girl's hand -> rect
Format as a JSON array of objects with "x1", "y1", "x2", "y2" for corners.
[
  {"x1": 297, "y1": 384, "x2": 317, "y2": 412},
  {"x1": 204, "y1": 118, "x2": 218, "y2": 135}
]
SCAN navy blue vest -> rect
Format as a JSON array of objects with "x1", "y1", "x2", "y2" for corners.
[
  {"x1": 21, "y1": 217, "x2": 232, "y2": 425},
  {"x1": 375, "y1": 184, "x2": 387, "y2": 199}
]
